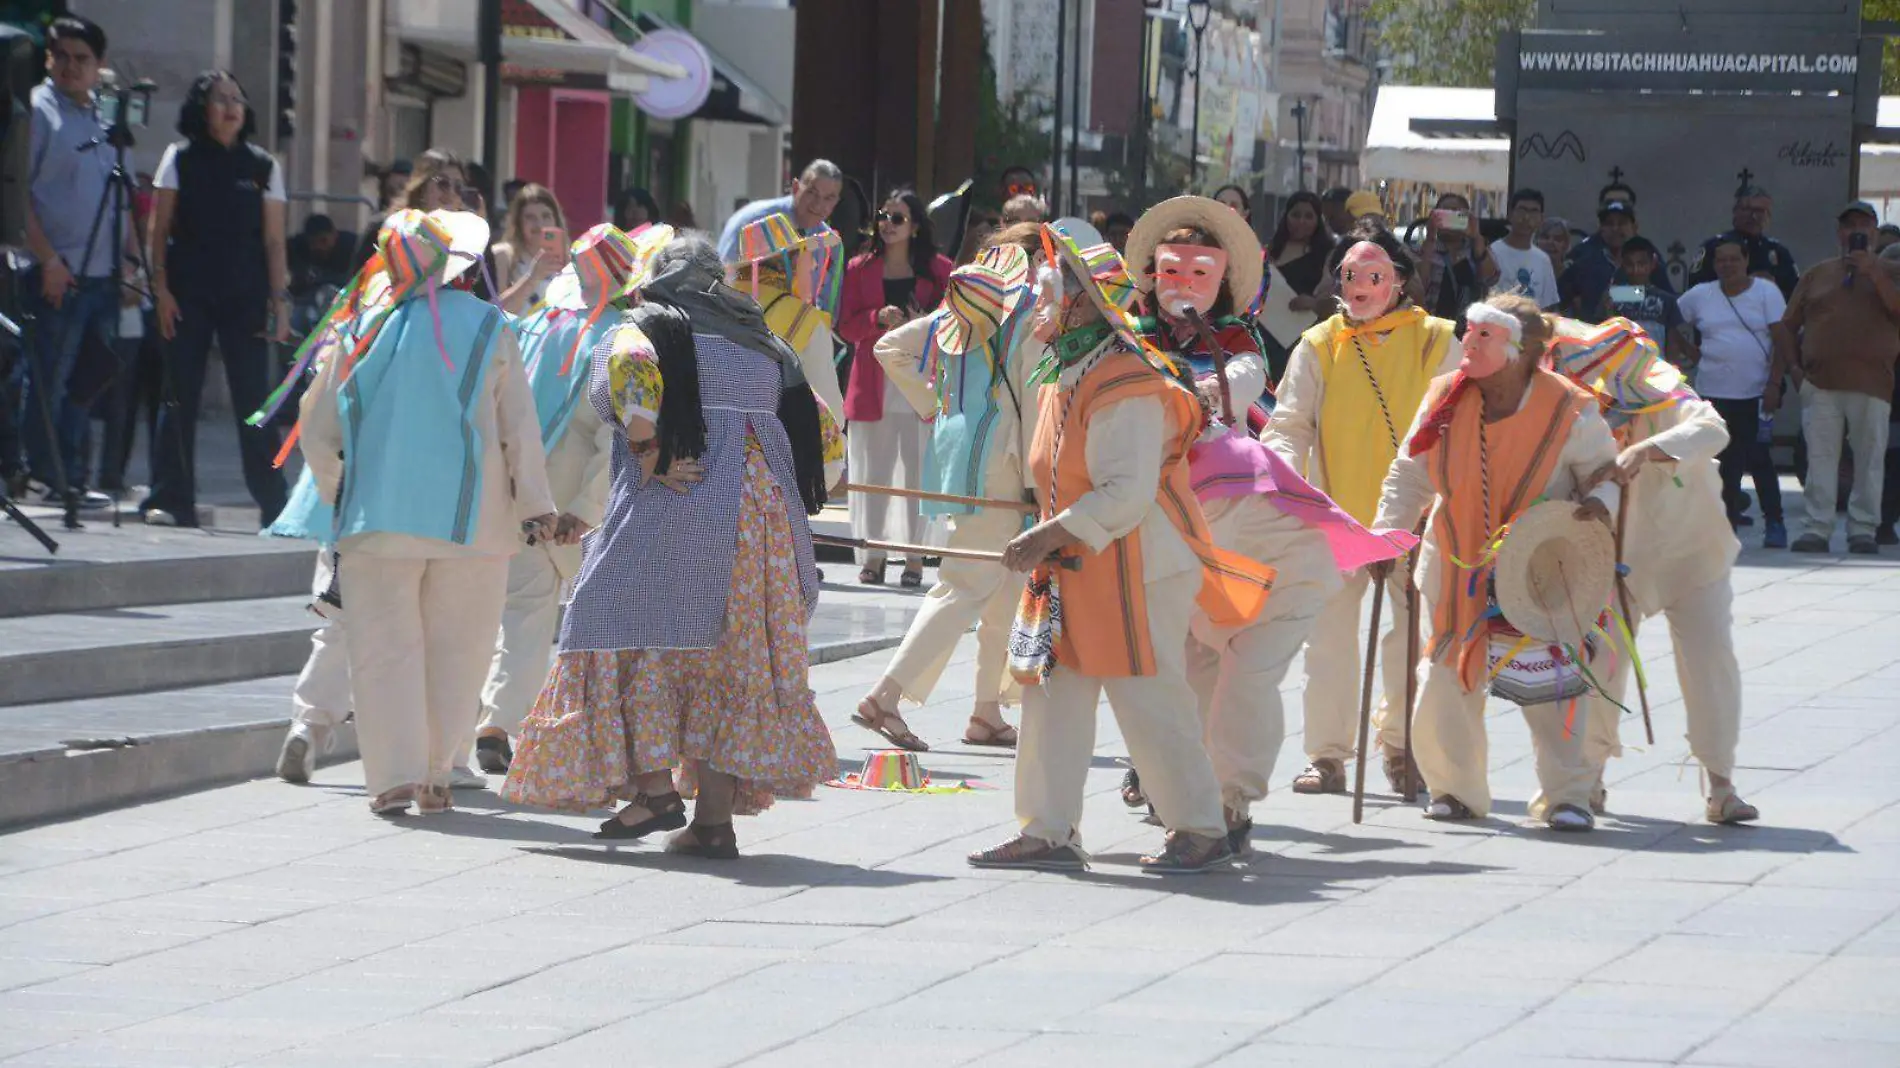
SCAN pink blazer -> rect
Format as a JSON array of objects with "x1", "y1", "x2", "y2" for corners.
[{"x1": 836, "y1": 251, "x2": 952, "y2": 422}]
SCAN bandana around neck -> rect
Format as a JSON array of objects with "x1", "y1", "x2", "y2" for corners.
[{"x1": 1030, "y1": 320, "x2": 1116, "y2": 386}]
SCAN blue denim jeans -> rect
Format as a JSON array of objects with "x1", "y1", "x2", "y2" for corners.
[{"x1": 21, "y1": 272, "x2": 118, "y2": 490}]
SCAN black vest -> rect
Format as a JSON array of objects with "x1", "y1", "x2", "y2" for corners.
[{"x1": 167, "y1": 138, "x2": 274, "y2": 302}]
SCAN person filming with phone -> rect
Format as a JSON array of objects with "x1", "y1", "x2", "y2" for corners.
[
  {"x1": 490, "y1": 183, "x2": 567, "y2": 315},
  {"x1": 1417, "y1": 193, "x2": 1498, "y2": 330},
  {"x1": 1768, "y1": 202, "x2": 1900, "y2": 555},
  {"x1": 142, "y1": 69, "x2": 291, "y2": 529}
]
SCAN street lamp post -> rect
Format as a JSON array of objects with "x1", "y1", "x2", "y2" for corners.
[
  {"x1": 1291, "y1": 97, "x2": 1309, "y2": 192},
  {"x1": 1186, "y1": 0, "x2": 1210, "y2": 189}
]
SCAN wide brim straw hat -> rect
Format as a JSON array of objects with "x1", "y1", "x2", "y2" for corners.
[
  {"x1": 369, "y1": 209, "x2": 486, "y2": 308},
  {"x1": 1123, "y1": 195, "x2": 1264, "y2": 314},
  {"x1": 1492, "y1": 499, "x2": 1617, "y2": 650},
  {"x1": 1043, "y1": 218, "x2": 1145, "y2": 352},
  {"x1": 1546, "y1": 315, "x2": 1693, "y2": 419},
  {"x1": 546, "y1": 222, "x2": 677, "y2": 310},
  {"x1": 932, "y1": 243, "x2": 1032, "y2": 357}
]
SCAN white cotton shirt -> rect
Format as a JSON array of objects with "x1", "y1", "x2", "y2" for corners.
[
  {"x1": 153, "y1": 142, "x2": 288, "y2": 201},
  {"x1": 1676, "y1": 278, "x2": 1784, "y2": 400},
  {"x1": 1489, "y1": 238, "x2": 1560, "y2": 309}
]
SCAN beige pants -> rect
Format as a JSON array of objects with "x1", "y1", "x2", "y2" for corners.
[
  {"x1": 1016, "y1": 571, "x2": 1226, "y2": 844},
  {"x1": 291, "y1": 552, "x2": 350, "y2": 730},
  {"x1": 341, "y1": 553, "x2": 509, "y2": 795},
  {"x1": 881, "y1": 505, "x2": 1024, "y2": 706},
  {"x1": 1412, "y1": 656, "x2": 1600, "y2": 820},
  {"x1": 1188, "y1": 578, "x2": 1331, "y2": 817},
  {"x1": 1585, "y1": 574, "x2": 1741, "y2": 781},
  {"x1": 1799, "y1": 382, "x2": 1891, "y2": 541},
  {"x1": 1300, "y1": 569, "x2": 1414, "y2": 763},
  {"x1": 474, "y1": 544, "x2": 564, "y2": 738}
]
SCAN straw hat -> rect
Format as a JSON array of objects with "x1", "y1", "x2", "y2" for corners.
[
  {"x1": 1044, "y1": 218, "x2": 1143, "y2": 348},
  {"x1": 932, "y1": 243, "x2": 1032, "y2": 356},
  {"x1": 1123, "y1": 195, "x2": 1264, "y2": 315},
  {"x1": 546, "y1": 222, "x2": 677, "y2": 310},
  {"x1": 376, "y1": 208, "x2": 488, "y2": 293},
  {"x1": 727, "y1": 212, "x2": 840, "y2": 304},
  {"x1": 1492, "y1": 500, "x2": 1617, "y2": 650}
]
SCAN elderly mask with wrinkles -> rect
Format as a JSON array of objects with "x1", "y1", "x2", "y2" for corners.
[
  {"x1": 1460, "y1": 306, "x2": 1523, "y2": 379},
  {"x1": 1153, "y1": 243, "x2": 1228, "y2": 320},
  {"x1": 1338, "y1": 241, "x2": 1401, "y2": 322}
]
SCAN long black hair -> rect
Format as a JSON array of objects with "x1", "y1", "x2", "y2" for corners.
[
  {"x1": 176, "y1": 69, "x2": 257, "y2": 144},
  {"x1": 623, "y1": 303, "x2": 706, "y2": 475},
  {"x1": 1269, "y1": 191, "x2": 1336, "y2": 263},
  {"x1": 866, "y1": 187, "x2": 942, "y2": 284}
]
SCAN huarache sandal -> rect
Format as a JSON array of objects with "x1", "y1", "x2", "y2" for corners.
[
  {"x1": 858, "y1": 565, "x2": 887, "y2": 585},
  {"x1": 1424, "y1": 795, "x2": 1477, "y2": 821},
  {"x1": 1706, "y1": 788, "x2": 1760, "y2": 825},
  {"x1": 1121, "y1": 767, "x2": 1147, "y2": 808},
  {"x1": 416, "y1": 783, "x2": 454, "y2": 815},
  {"x1": 1384, "y1": 751, "x2": 1421, "y2": 800},
  {"x1": 368, "y1": 785, "x2": 417, "y2": 817},
  {"x1": 594, "y1": 791, "x2": 688, "y2": 840},
  {"x1": 666, "y1": 821, "x2": 739, "y2": 860},
  {"x1": 1138, "y1": 831, "x2": 1234, "y2": 875},
  {"x1": 899, "y1": 568, "x2": 925, "y2": 589},
  {"x1": 1292, "y1": 759, "x2": 1347, "y2": 795},
  {"x1": 962, "y1": 717, "x2": 1018, "y2": 748},
  {"x1": 853, "y1": 697, "x2": 929, "y2": 752},
  {"x1": 1546, "y1": 802, "x2": 1595, "y2": 832}
]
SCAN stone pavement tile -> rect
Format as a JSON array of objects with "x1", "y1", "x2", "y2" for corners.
[
  {"x1": 961, "y1": 1032, "x2": 1238, "y2": 1068},
  {"x1": 1449, "y1": 1006, "x2": 1735, "y2": 1063},
  {"x1": 746, "y1": 1022, "x2": 1030, "y2": 1068},
  {"x1": 1837, "y1": 915, "x2": 1900, "y2": 959},
  {"x1": 1262, "y1": 993, "x2": 1528, "y2": 1057},
  {"x1": 887, "y1": 877, "x2": 1164, "y2": 947},
  {"x1": 1688, "y1": 1010, "x2": 1900, "y2": 1068},
  {"x1": 237, "y1": 1013, "x2": 575, "y2": 1068},
  {"x1": 1585, "y1": 934, "x2": 1822, "y2": 997},
  {"x1": 1380, "y1": 936, "x2": 1641, "y2": 984},
  {"x1": 1060, "y1": 952, "x2": 1392, "y2": 1041},
  {"x1": 1050, "y1": 877, "x2": 1357, "y2": 952},
  {"x1": 866, "y1": 945, "x2": 1206, "y2": 1037},
  {"x1": 1669, "y1": 885, "x2": 1895, "y2": 954},
  {"x1": 428, "y1": 941, "x2": 789, "y2": 1029},
  {"x1": 1758, "y1": 955, "x2": 1898, "y2": 1015},
  {"x1": 1200, "y1": 1044, "x2": 1440, "y2": 1068},
  {"x1": 646, "y1": 918, "x2": 880, "y2": 950},
  {"x1": 0, "y1": 912, "x2": 245, "y2": 967}
]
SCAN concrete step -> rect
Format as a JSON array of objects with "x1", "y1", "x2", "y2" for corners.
[
  {"x1": 0, "y1": 595, "x2": 319, "y2": 708},
  {"x1": 0, "y1": 627, "x2": 912, "y2": 830},
  {"x1": 0, "y1": 521, "x2": 314, "y2": 618}
]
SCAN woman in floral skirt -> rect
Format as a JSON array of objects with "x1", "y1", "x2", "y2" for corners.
[{"x1": 502, "y1": 234, "x2": 837, "y2": 858}]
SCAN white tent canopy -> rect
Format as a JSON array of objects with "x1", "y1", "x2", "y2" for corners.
[{"x1": 1365, "y1": 86, "x2": 1900, "y2": 200}]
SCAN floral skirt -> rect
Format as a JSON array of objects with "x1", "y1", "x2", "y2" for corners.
[{"x1": 501, "y1": 445, "x2": 835, "y2": 817}]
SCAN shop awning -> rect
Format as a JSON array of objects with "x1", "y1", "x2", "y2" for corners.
[
  {"x1": 1361, "y1": 86, "x2": 1509, "y2": 188},
  {"x1": 634, "y1": 12, "x2": 789, "y2": 126},
  {"x1": 391, "y1": 0, "x2": 687, "y2": 95}
]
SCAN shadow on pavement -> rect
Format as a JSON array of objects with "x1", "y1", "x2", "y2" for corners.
[
  {"x1": 521, "y1": 843, "x2": 957, "y2": 891},
  {"x1": 1079, "y1": 853, "x2": 1510, "y2": 903}
]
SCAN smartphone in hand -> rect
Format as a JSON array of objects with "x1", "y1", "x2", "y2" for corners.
[{"x1": 1431, "y1": 209, "x2": 1469, "y2": 232}]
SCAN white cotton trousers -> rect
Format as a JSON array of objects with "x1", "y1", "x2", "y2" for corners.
[
  {"x1": 1799, "y1": 382, "x2": 1892, "y2": 541},
  {"x1": 474, "y1": 544, "x2": 564, "y2": 738},
  {"x1": 1188, "y1": 579, "x2": 1331, "y2": 818},
  {"x1": 1015, "y1": 572, "x2": 1227, "y2": 844},
  {"x1": 1411, "y1": 657, "x2": 1600, "y2": 820},
  {"x1": 340, "y1": 553, "x2": 509, "y2": 796},
  {"x1": 1300, "y1": 568, "x2": 1414, "y2": 763},
  {"x1": 880, "y1": 505, "x2": 1025, "y2": 706},
  {"x1": 291, "y1": 552, "x2": 351, "y2": 730},
  {"x1": 846, "y1": 379, "x2": 930, "y2": 564},
  {"x1": 1584, "y1": 573, "x2": 1741, "y2": 782}
]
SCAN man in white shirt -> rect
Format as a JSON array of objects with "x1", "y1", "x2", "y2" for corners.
[{"x1": 1490, "y1": 188, "x2": 1560, "y2": 309}]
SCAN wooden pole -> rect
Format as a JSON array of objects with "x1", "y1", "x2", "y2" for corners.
[
  {"x1": 812, "y1": 533, "x2": 1078, "y2": 569},
  {"x1": 1182, "y1": 307, "x2": 1235, "y2": 425},
  {"x1": 1613, "y1": 491, "x2": 1656, "y2": 745},
  {"x1": 837, "y1": 482, "x2": 1036, "y2": 514},
  {"x1": 1352, "y1": 578, "x2": 1386, "y2": 824},
  {"x1": 1400, "y1": 523, "x2": 1425, "y2": 803}
]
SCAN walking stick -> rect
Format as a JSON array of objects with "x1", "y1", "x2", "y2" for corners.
[
  {"x1": 1181, "y1": 308, "x2": 1235, "y2": 425},
  {"x1": 1400, "y1": 522, "x2": 1425, "y2": 803},
  {"x1": 1352, "y1": 577, "x2": 1387, "y2": 824},
  {"x1": 812, "y1": 533, "x2": 1079, "y2": 570},
  {"x1": 837, "y1": 482, "x2": 1036, "y2": 514},
  {"x1": 1613, "y1": 491, "x2": 1656, "y2": 745}
]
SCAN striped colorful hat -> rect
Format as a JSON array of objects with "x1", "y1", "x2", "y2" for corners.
[
  {"x1": 734, "y1": 212, "x2": 804, "y2": 264},
  {"x1": 1545, "y1": 316, "x2": 1695, "y2": 422},
  {"x1": 1043, "y1": 218, "x2": 1150, "y2": 355},
  {"x1": 728, "y1": 212, "x2": 840, "y2": 306},
  {"x1": 932, "y1": 243, "x2": 1032, "y2": 357}
]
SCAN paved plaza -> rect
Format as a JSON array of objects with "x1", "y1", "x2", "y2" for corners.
[{"x1": 1, "y1": 545, "x2": 1898, "y2": 1066}]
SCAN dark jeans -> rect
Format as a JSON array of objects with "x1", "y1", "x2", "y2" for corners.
[
  {"x1": 21, "y1": 272, "x2": 119, "y2": 491},
  {"x1": 1709, "y1": 396, "x2": 1783, "y2": 523},
  {"x1": 142, "y1": 289, "x2": 288, "y2": 526}
]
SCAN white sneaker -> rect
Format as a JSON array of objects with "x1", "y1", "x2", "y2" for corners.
[
  {"x1": 275, "y1": 722, "x2": 332, "y2": 784},
  {"x1": 449, "y1": 765, "x2": 488, "y2": 790},
  {"x1": 142, "y1": 508, "x2": 178, "y2": 527}
]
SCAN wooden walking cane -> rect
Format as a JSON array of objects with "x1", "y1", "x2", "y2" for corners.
[
  {"x1": 811, "y1": 533, "x2": 1080, "y2": 570},
  {"x1": 1351, "y1": 578, "x2": 1387, "y2": 824},
  {"x1": 836, "y1": 482, "x2": 1036, "y2": 514},
  {"x1": 1181, "y1": 308, "x2": 1236, "y2": 425},
  {"x1": 1613, "y1": 491, "x2": 1656, "y2": 745},
  {"x1": 1399, "y1": 521, "x2": 1426, "y2": 803}
]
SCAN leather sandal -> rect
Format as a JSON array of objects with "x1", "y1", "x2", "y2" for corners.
[
  {"x1": 368, "y1": 785, "x2": 416, "y2": 817},
  {"x1": 595, "y1": 791, "x2": 689, "y2": 840},
  {"x1": 853, "y1": 697, "x2": 929, "y2": 752},
  {"x1": 416, "y1": 783, "x2": 454, "y2": 815},
  {"x1": 1121, "y1": 767, "x2": 1147, "y2": 808},
  {"x1": 1292, "y1": 759, "x2": 1347, "y2": 795},
  {"x1": 962, "y1": 717, "x2": 1018, "y2": 748},
  {"x1": 1424, "y1": 795, "x2": 1476, "y2": 821},
  {"x1": 1706, "y1": 788, "x2": 1759, "y2": 825},
  {"x1": 666, "y1": 821, "x2": 740, "y2": 860},
  {"x1": 1384, "y1": 751, "x2": 1421, "y2": 800}
]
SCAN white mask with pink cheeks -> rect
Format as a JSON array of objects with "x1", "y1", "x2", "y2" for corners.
[
  {"x1": 1153, "y1": 243, "x2": 1229, "y2": 320},
  {"x1": 1459, "y1": 303, "x2": 1524, "y2": 380},
  {"x1": 1338, "y1": 241, "x2": 1401, "y2": 322}
]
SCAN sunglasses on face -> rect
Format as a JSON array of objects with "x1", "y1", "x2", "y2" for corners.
[
  {"x1": 876, "y1": 210, "x2": 910, "y2": 226},
  {"x1": 1006, "y1": 182, "x2": 1037, "y2": 197}
]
